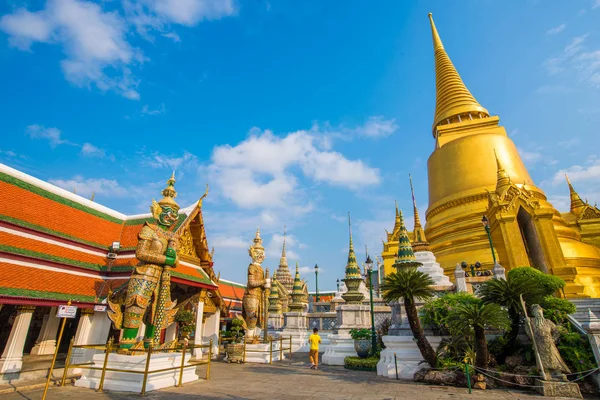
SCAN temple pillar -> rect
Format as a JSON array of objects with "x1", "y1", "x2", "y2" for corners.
[
  {"x1": 164, "y1": 323, "x2": 177, "y2": 342},
  {"x1": 30, "y1": 307, "x2": 60, "y2": 355},
  {"x1": 71, "y1": 309, "x2": 95, "y2": 370},
  {"x1": 193, "y1": 300, "x2": 204, "y2": 358},
  {"x1": 0, "y1": 306, "x2": 35, "y2": 373},
  {"x1": 202, "y1": 311, "x2": 220, "y2": 359}
]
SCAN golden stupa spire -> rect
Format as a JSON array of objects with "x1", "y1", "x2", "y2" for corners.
[
  {"x1": 390, "y1": 200, "x2": 402, "y2": 240},
  {"x1": 282, "y1": 225, "x2": 287, "y2": 259},
  {"x1": 409, "y1": 174, "x2": 431, "y2": 252},
  {"x1": 565, "y1": 174, "x2": 586, "y2": 214},
  {"x1": 494, "y1": 150, "x2": 511, "y2": 195},
  {"x1": 428, "y1": 13, "x2": 489, "y2": 133}
]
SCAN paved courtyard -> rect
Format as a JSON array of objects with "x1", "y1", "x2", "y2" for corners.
[{"x1": 0, "y1": 354, "x2": 585, "y2": 400}]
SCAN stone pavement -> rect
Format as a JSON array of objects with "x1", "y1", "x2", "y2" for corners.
[{"x1": 0, "y1": 353, "x2": 585, "y2": 400}]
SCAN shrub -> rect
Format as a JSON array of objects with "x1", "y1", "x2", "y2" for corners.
[
  {"x1": 175, "y1": 309, "x2": 195, "y2": 335},
  {"x1": 558, "y1": 326, "x2": 596, "y2": 374},
  {"x1": 344, "y1": 356, "x2": 379, "y2": 371},
  {"x1": 539, "y1": 296, "x2": 576, "y2": 325},
  {"x1": 507, "y1": 267, "x2": 565, "y2": 295},
  {"x1": 421, "y1": 292, "x2": 480, "y2": 335},
  {"x1": 349, "y1": 328, "x2": 372, "y2": 340}
]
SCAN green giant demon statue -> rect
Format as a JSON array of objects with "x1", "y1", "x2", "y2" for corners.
[{"x1": 108, "y1": 173, "x2": 180, "y2": 350}]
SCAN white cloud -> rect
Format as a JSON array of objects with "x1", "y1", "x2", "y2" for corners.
[
  {"x1": 141, "y1": 103, "x2": 166, "y2": 116},
  {"x1": 266, "y1": 233, "x2": 301, "y2": 261},
  {"x1": 208, "y1": 127, "x2": 380, "y2": 209},
  {"x1": 543, "y1": 33, "x2": 600, "y2": 88},
  {"x1": 549, "y1": 159, "x2": 600, "y2": 186},
  {"x1": 546, "y1": 23, "x2": 566, "y2": 36},
  {"x1": 0, "y1": 0, "x2": 236, "y2": 99},
  {"x1": 26, "y1": 124, "x2": 71, "y2": 147},
  {"x1": 352, "y1": 116, "x2": 398, "y2": 138},
  {"x1": 0, "y1": 0, "x2": 142, "y2": 99},
  {"x1": 210, "y1": 235, "x2": 248, "y2": 249},
  {"x1": 81, "y1": 142, "x2": 106, "y2": 157},
  {"x1": 143, "y1": 151, "x2": 198, "y2": 170},
  {"x1": 594, "y1": 0, "x2": 600, "y2": 10},
  {"x1": 536, "y1": 84, "x2": 575, "y2": 94},
  {"x1": 49, "y1": 175, "x2": 127, "y2": 197},
  {"x1": 517, "y1": 147, "x2": 542, "y2": 164}
]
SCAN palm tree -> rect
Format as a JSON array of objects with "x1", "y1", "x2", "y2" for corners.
[
  {"x1": 381, "y1": 268, "x2": 436, "y2": 367},
  {"x1": 449, "y1": 302, "x2": 510, "y2": 369},
  {"x1": 479, "y1": 275, "x2": 545, "y2": 357}
]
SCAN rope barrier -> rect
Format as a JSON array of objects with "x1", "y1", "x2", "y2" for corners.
[{"x1": 473, "y1": 366, "x2": 600, "y2": 389}]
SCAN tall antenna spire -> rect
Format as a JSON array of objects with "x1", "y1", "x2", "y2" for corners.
[
  {"x1": 409, "y1": 174, "x2": 421, "y2": 228},
  {"x1": 428, "y1": 13, "x2": 489, "y2": 134},
  {"x1": 348, "y1": 211, "x2": 354, "y2": 250},
  {"x1": 282, "y1": 224, "x2": 287, "y2": 257}
]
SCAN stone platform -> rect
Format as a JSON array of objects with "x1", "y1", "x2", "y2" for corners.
[
  {"x1": 239, "y1": 342, "x2": 286, "y2": 364},
  {"x1": 377, "y1": 335, "x2": 444, "y2": 379},
  {"x1": 534, "y1": 379, "x2": 583, "y2": 399},
  {"x1": 75, "y1": 352, "x2": 199, "y2": 393}
]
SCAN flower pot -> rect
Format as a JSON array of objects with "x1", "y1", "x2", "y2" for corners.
[
  {"x1": 226, "y1": 343, "x2": 244, "y2": 363},
  {"x1": 354, "y1": 339, "x2": 372, "y2": 358}
]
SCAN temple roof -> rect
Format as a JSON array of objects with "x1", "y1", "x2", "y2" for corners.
[
  {"x1": 428, "y1": 13, "x2": 489, "y2": 133},
  {"x1": 0, "y1": 163, "x2": 220, "y2": 305}
]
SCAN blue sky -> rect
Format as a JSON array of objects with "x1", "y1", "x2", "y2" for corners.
[{"x1": 1, "y1": 0, "x2": 600, "y2": 290}]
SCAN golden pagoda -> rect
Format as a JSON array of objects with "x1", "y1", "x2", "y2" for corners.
[{"x1": 419, "y1": 13, "x2": 600, "y2": 297}]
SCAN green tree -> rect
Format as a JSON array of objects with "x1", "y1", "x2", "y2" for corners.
[
  {"x1": 448, "y1": 301, "x2": 510, "y2": 369},
  {"x1": 382, "y1": 268, "x2": 437, "y2": 367}
]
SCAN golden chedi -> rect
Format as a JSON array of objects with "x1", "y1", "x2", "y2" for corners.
[{"x1": 421, "y1": 14, "x2": 600, "y2": 297}]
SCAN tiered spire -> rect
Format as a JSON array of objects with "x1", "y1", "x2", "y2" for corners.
[
  {"x1": 565, "y1": 175, "x2": 586, "y2": 215},
  {"x1": 289, "y1": 262, "x2": 305, "y2": 311},
  {"x1": 409, "y1": 174, "x2": 431, "y2": 252},
  {"x1": 275, "y1": 225, "x2": 294, "y2": 292},
  {"x1": 393, "y1": 209, "x2": 421, "y2": 269},
  {"x1": 428, "y1": 13, "x2": 489, "y2": 133},
  {"x1": 494, "y1": 150, "x2": 511, "y2": 196},
  {"x1": 342, "y1": 213, "x2": 365, "y2": 304},
  {"x1": 268, "y1": 272, "x2": 281, "y2": 314}
]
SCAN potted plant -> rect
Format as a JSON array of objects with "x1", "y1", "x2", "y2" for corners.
[
  {"x1": 350, "y1": 328, "x2": 372, "y2": 358},
  {"x1": 225, "y1": 317, "x2": 246, "y2": 363},
  {"x1": 175, "y1": 309, "x2": 195, "y2": 340}
]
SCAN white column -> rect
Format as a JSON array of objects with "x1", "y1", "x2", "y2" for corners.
[
  {"x1": 164, "y1": 323, "x2": 177, "y2": 342},
  {"x1": 193, "y1": 300, "x2": 204, "y2": 358},
  {"x1": 87, "y1": 311, "x2": 112, "y2": 345},
  {"x1": 30, "y1": 307, "x2": 60, "y2": 355},
  {"x1": 0, "y1": 306, "x2": 36, "y2": 373},
  {"x1": 71, "y1": 308, "x2": 95, "y2": 369},
  {"x1": 202, "y1": 311, "x2": 220, "y2": 359}
]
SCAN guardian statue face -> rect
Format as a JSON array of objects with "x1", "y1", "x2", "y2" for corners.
[
  {"x1": 249, "y1": 247, "x2": 266, "y2": 264},
  {"x1": 158, "y1": 205, "x2": 178, "y2": 227}
]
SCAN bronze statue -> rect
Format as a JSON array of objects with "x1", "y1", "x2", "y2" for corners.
[{"x1": 241, "y1": 228, "x2": 270, "y2": 336}]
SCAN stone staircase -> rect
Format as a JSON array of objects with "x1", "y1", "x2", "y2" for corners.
[{"x1": 0, "y1": 354, "x2": 80, "y2": 394}]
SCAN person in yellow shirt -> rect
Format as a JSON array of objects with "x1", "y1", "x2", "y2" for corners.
[{"x1": 308, "y1": 327, "x2": 321, "y2": 369}]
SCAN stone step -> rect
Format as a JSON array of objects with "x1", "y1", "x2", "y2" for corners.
[{"x1": 0, "y1": 374, "x2": 79, "y2": 395}]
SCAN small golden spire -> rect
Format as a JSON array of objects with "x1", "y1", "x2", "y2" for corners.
[
  {"x1": 494, "y1": 149, "x2": 511, "y2": 195},
  {"x1": 409, "y1": 174, "x2": 430, "y2": 252},
  {"x1": 565, "y1": 174, "x2": 586, "y2": 214},
  {"x1": 428, "y1": 13, "x2": 490, "y2": 133},
  {"x1": 409, "y1": 174, "x2": 421, "y2": 228}
]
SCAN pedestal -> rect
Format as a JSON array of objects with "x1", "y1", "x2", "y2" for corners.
[
  {"x1": 239, "y1": 342, "x2": 286, "y2": 363},
  {"x1": 321, "y1": 304, "x2": 369, "y2": 366},
  {"x1": 281, "y1": 312, "x2": 308, "y2": 352},
  {"x1": 268, "y1": 313, "x2": 283, "y2": 330},
  {"x1": 377, "y1": 335, "x2": 444, "y2": 379},
  {"x1": 534, "y1": 379, "x2": 582, "y2": 399},
  {"x1": 75, "y1": 352, "x2": 199, "y2": 393}
]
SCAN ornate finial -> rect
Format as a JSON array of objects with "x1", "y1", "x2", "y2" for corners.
[
  {"x1": 158, "y1": 172, "x2": 179, "y2": 210},
  {"x1": 282, "y1": 225, "x2": 287, "y2": 257},
  {"x1": 344, "y1": 212, "x2": 361, "y2": 279},
  {"x1": 565, "y1": 174, "x2": 585, "y2": 214},
  {"x1": 409, "y1": 175, "x2": 430, "y2": 252},
  {"x1": 395, "y1": 200, "x2": 399, "y2": 217},
  {"x1": 348, "y1": 212, "x2": 354, "y2": 250},
  {"x1": 343, "y1": 212, "x2": 365, "y2": 304},
  {"x1": 494, "y1": 149, "x2": 511, "y2": 195},
  {"x1": 428, "y1": 13, "x2": 489, "y2": 133},
  {"x1": 90, "y1": 191, "x2": 95, "y2": 202}
]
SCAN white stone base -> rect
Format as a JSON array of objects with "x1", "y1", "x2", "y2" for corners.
[
  {"x1": 377, "y1": 335, "x2": 444, "y2": 379},
  {"x1": 415, "y1": 251, "x2": 453, "y2": 288},
  {"x1": 0, "y1": 356, "x2": 22, "y2": 374},
  {"x1": 321, "y1": 333, "x2": 355, "y2": 365},
  {"x1": 75, "y1": 352, "x2": 199, "y2": 393},
  {"x1": 280, "y1": 328, "x2": 308, "y2": 352},
  {"x1": 240, "y1": 343, "x2": 286, "y2": 363}
]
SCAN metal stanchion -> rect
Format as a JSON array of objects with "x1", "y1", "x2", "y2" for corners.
[
  {"x1": 60, "y1": 338, "x2": 75, "y2": 386},
  {"x1": 178, "y1": 341, "x2": 187, "y2": 387},
  {"x1": 280, "y1": 336, "x2": 283, "y2": 360},
  {"x1": 269, "y1": 338, "x2": 273, "y2": 364},
  {"x1": 97, "y1": 338, "x2": 113, "y2": 393},
  {"x1": 394, "y1": 353, "x2": 398, "y2": 380},
  {"x1": 140, "y1": 343, "x2": 153, "y2": 396},
  {"x1": 465, "y1": 361, "x2": 472, "y2": 394},
  {"x1": 242, "y1": 336, "x2": 247, "y2": 363},
  {"x1": 42, "y1": 311, "x2": 70, "y2": 400},
  {"x1": 289, "y1": 336, "x2": 292, "y2": 358},
  {"x1": 207, "y1": 339, "x2": 212, "y2": 380}
]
